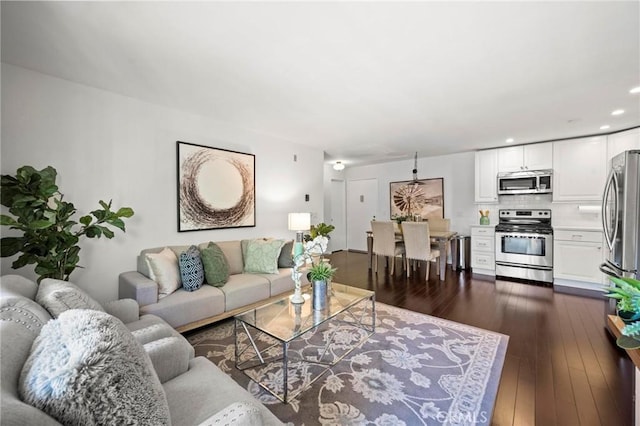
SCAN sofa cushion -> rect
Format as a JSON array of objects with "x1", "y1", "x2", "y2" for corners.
[
  {"x1": 201, "y1": 242, "x2": 230, "y2": 287},
  {"x1": 179, "y1": 246, "x2": 205, "y2": 291},
  {"x1": 19, "y1": 309, "x2": 170, "y2": 426},
  {"x1": 0, "y1": 274, "x2": 39, "y2": 299},
  {"x1": 139, "y1": 286, "x2": 225, "y2": 330},
  {"x1": 146, "y1": 247, "x2": 181, "y2": 299},
  {"x1": 36, "y1": 278, "x2": 105, "y2": 318},
  {"x1": 163, "y1": 357, "x2": 282, "y2": 426},
  {"x1": 220, "y1": 274, "x2": 270, "y2": 311},
  {"x1": 243, "y1": 239, "x2": 286, "y2": 274},
  {"x1": 0, "y1": 296, "x2": 51, "y2": 334},
  {"x1": 258, "y1": 269, "x2": 297, "y2": 297},
  {"x1": 126, "y1": 314, "x2": 195, "y2": 359},
  {"x1": 277, "y1": 240, "x2": 295, "y2": 268}
]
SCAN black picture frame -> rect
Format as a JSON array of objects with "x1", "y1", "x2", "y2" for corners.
[
  {"x1": 177, "y1": 141, "x2": 255, "y2": 231},
  {"x1": 389, "y1": 178, "x2": 444, "y2": 220}
]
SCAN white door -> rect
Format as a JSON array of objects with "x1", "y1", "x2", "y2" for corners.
[
  {"x1": 346, "y1": 179, "x2": 378, "y2": 251},
  {"x1": 329, "y1": 179, "x2": 346, "y2": 252}
]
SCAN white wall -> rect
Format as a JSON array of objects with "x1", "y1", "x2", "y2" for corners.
[
  {"x1": 342, "y1": 152, "x2": 477, "y2": 251},
  {"x1": 1, "y1": 64, "x2": 324, "y2": 302}
]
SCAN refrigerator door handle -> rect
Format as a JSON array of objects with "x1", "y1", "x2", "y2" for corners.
[
  {"x1": 601, "y1": 168, "x2": 619, "y2": 252},
  {"x1": 599, "y1": 260, "x2": 621, "y2": 279}
]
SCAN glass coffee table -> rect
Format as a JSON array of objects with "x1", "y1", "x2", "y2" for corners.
[{"x1": 234, "y1": 283, "x2": 375, "y2": 403}]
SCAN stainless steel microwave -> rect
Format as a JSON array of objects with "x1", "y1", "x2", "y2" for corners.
[{"x1": 497, "y1": 170, "x2": 553, "y2": 195}]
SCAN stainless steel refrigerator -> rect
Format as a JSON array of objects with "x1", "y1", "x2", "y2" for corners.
[
  {"x1": 600, "y1": 149, "x2": 640, "y2": 282},
  {"x1": 600, "y1": 149, "x2": 639, "y2": 426}
]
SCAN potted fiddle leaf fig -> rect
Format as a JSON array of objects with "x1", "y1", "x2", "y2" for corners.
[
  {"x1": 0, "y1": 165, "x2": 134, "y2": 282},
  {"x1": 605, "y1": 276, "x2": 640, "y2": 349}
]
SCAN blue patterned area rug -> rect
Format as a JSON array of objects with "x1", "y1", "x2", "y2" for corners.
[{"x1": 188, "y1": 303, "x2": 508, "y2": 425}]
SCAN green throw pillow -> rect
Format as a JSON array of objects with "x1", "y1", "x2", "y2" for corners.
[
  {"x1": 243, "y1": 239, "x2": 286, "y2": 274},
  {"x1": 200, "y1": 242, "x2": 230, "y2": 287}
]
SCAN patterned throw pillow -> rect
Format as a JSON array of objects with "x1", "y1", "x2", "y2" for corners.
[
  {"x1": 243, "y1": 239, "x2": 286, "y2": 274},
  {"x1": 179, "y1": 246, "x2": 204, "y2": 292},
  {"x1": 200, "y1": 242, "x2": 230, "y2": 287}
]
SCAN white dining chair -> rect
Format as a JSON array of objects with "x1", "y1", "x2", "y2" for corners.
[
  {"x1": 371, "y1": 221, "x2": 405, "y2": 275},
  {"x1": 401, "y1": 221, "x2": 441, "y2": 280},
  {"x1": 428, "y1": 217, "x2": 451, "y2": 256}
]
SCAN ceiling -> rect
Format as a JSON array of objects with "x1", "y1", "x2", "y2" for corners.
[{"x1": 2, "y1": 1, "x2": 639, "y2": 167}]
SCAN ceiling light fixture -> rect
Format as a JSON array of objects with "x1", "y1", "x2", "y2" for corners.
[
  {"x1": 412, "y1": 152, "x2": 418, "y2": 182},
  {"x1": 600, "y1": 125, "x2": 610, "y2": 130},
  {"x1": 505, "y1": 138, "x2": 514, "y2": 143},
  {"x1": 630, "y1": 86, "x2": 640, "y2": 94},
  {"x1": 333, "y1": 161, "x2": 345, "y2": 171},
  {"x1": 611, "y1": 109, "x2": 625, "y2": 116}
]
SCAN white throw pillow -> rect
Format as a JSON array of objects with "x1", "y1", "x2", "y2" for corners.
[{"x1": 145, "y1": 247, "x2": 181, "y2": 299}]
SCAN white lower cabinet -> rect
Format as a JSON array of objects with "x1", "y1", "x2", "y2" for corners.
[
  {"x1": 553, "y1": 229, "x2": 605, "y2": 292},
  {"x1": 471, "y1": 226, "x2": 495, "y2": 276}
]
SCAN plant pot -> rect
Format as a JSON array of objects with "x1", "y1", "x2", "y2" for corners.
[
  {"x1": 617, "y1": 310, "x2": 640, "y2": 323},
  {"x1": 312, "y1": 280, "x2": 327, "y2": 310}
]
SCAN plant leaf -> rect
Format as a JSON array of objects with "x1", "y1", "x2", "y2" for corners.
[
  {"x1": 79, "y1": 215, "x2": 92, "y2": 226},
  {"x1": 116, "y1": 207, "x2": 134, "y2": 218},
  {"x1": 0, "y1": 237, "x2": 22, "y2": 257}
]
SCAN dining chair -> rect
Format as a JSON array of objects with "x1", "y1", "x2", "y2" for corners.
[
  {"x1": 401, "y1": 221, "x2": 441, "y2": 280},
  {"x1": 428, "y1": 217, "x2": 451, "y2": 256},
  {"x1": 371, "y1": 221, "x2": 405, "y2": 275}
]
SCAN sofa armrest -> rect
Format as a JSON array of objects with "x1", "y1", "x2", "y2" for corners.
[
  {"x1": 119, "y1": 271, "x2": 159, "y2": 306},
  {"x1": 103, "y1": 298, "x2": 140, "y2": 324},
  {"x1": 196, "y1": 402, "x2": 263, "y2": 426},
  {"x1": 143, "y1": 336, "x2": 190, "y2": 383}
]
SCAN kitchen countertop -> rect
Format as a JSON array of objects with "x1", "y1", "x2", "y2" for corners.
[{"x1": 553, "y1": 225, "x2": 603, "y2": 232}]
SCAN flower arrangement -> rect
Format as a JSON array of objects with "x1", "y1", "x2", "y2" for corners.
[{"x1": 290, "y1": 235, "x2": 336, "y2": 304}]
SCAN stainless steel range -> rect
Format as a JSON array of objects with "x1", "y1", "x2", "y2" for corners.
[{"x1": 495, "y1": 209, "x2": 553, "y2": 284}]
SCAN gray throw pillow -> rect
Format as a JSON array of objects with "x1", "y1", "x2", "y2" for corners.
[
  {"x1": 19, "y1": 309, "x2": 170, "y2": 426},
  {"x1": 36, "y1": 278, "x2": 105, "y2": 318},
  {"x1": 278, "y1": 240, "x2": 295, "y2": 268},
  {"x1": 201, "y1": 242, "x2": 230, "y2": 287}
]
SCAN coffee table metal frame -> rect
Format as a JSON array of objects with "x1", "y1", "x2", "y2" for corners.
[{"x1": 234, "y1": 283, "x2": 375, "y2": 403}]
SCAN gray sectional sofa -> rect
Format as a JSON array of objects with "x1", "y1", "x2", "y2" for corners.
[
  {"x1": 0, "y1": 274, "x2": 283, "y2": 425},
  {"x1": 119, "y1": 239, "x2": 304, "y2": 332}
]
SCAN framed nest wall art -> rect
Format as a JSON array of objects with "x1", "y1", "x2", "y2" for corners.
[
  {"x1": 390, "y1": 178, "x2": 444, "y2": 220},
  {"x1": 177, "y1": 141, "x2": 255, "y2": 231}
]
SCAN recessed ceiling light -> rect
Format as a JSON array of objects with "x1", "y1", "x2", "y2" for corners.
[
  {"x1": 600, "y1": 125, "x2": 610, "y2": 130},
  {"x1": 505, "y1": 138, "x2": 514, "y2": 143},
  {"x1": 611, "y1": 109, "x2": 625, "y2": 116},
  {"x1": 630, "y1": 86, "x2": 640, "y2": 94}
]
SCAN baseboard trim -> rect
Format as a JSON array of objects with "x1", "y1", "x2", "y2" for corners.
[{"x1": 553, "y1": 285, "x2": 604, "y2": 299}]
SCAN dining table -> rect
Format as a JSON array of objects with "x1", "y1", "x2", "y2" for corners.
[{"x1": 366, "y1": 228, "x2": 458, "y2": 280}]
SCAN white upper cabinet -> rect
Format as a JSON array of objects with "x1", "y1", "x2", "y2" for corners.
[
  {"x1": 475, "y1": 149, "x2": 498, "y2": 203},
  {"x1": 552, "y1": 136, "x2": 607, "y2": 202},
  {"x1": 607, "y1": 128, "x2": 640, "y2": 162},
  {"x1": 497, "y1": 142, "x2": 553, "y2": 172}
]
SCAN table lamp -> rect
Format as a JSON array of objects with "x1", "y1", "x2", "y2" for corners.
[{"x1": 288, "y1": 212, "x2": 311, "y2": 303}]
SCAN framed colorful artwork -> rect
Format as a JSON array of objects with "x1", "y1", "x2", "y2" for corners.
[{"x1": 389, "y1": 178, "x2": 444, "y2": 220}]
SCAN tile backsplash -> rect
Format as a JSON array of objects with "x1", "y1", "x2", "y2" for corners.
[{"x1": 476, "y1": 194, "x2": 601, "y2": 229}]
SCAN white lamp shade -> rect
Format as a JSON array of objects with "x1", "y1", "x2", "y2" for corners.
[{"x1": 288, "y1": 212, "x2": 311, "y2": 231}]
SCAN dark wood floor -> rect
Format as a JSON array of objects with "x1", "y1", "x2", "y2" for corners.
[{"x1": 327, "y1": 250, "x2": 634, "y2": 426}]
